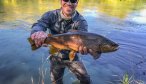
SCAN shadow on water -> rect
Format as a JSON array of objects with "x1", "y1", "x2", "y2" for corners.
[{"x1": 0, "y1": 0, "x2": 146, "y2": 84}]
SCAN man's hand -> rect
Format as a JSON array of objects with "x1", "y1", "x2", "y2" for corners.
[
  {"x1": 78, "y1": 46, "x2": 93, "y2": 55},
  {"x1": 31, "y1": 31, "x2": 48, "y2": 47},
  {"x1": 78, "y1": 46, "x2": 88, "y2": 55}
]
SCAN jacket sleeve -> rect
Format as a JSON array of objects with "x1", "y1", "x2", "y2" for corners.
[
  {"x1": 31, "y1": 12, "x2": 53, "y2": 34},
  {"x1": 77, "y1": 19, "x2": 88, "y2": 32}
]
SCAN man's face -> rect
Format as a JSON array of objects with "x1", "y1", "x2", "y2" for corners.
[{"x1": 61, "y1": 0, "x2": 78, "y2": 16}]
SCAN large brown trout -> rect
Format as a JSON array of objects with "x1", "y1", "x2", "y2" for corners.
[{"x1": 28, "y1": 31, "x2": 119, "y2": 61}]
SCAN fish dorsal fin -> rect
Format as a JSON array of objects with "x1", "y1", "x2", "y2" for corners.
[
  {"x1": 90, "y1": 51, "x2": 101, "y2": 60},
  {"x1": 69, "y1": 50, "x2": 76, "y2": 61},
  {"x1": 48, "y1": 34, "x2": 52, "y2": 37}
]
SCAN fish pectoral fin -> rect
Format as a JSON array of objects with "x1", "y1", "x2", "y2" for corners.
[
  {"x1": 90, "y1": 51, "x2": 101, "y2": 60},
  {"x1": 69, "y1": 50, "x2": 76, "y2": 61},
  {"x1": 49, "y1": 46, "x2": 59, "y2": 54}
]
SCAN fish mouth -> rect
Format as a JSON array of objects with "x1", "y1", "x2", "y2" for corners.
[
  {"x1": 112, "y1": 45, "x2": 119, "y2": 51},
  {"x1": 112, "y1": 44, "x2": 119, "y2": 51}
]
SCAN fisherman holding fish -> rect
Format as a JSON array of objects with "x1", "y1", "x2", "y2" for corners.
[{"x1": 30, "y1": 0, "x2": 91, "y2": 84}]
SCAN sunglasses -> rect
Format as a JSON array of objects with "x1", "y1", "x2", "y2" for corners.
[{"x1": 62, "y1": 0, "x2": 78, "y2": 3}]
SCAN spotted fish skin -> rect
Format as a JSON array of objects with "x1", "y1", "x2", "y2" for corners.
[{"x1": 28, "y1": 31, "x2": 119, "y2": 60}]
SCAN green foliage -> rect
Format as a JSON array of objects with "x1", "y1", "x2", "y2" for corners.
[
  {"x1": 121, "y1": 73, "x2": 132, "y2": 84},
  {"x1": 108, "y1": 73, "x2": 145, "y2": 84},
  {"x1": 120, "y1": 73, "x2": 144, "y2": 84}
]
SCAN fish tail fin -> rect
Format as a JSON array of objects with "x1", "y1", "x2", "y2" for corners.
[{"x1": 27, "y1": 38, "x2": 40, "y2": 50}]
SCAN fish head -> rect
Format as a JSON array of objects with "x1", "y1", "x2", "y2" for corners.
[{"x1": 100, "y1": 39, "x2": 119, "y2": 53}]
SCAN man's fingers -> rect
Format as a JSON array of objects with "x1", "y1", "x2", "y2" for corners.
[
  {"x1": 38, "y1": 40, "x2": 42, "y2": 47},
  {"x1": 79, "y1": 46, "x2": 83, "y2": 54},
  {"x1": 39, "y1": 32, "x2": 47, "y2": 44},
  {"x1": 34, "y1": 39, "x2": 39, "y2": 47},
  {"x1": 31, "y1": 33, "x2": 36, "y2": 40},
  {"x1": 31, "y1": 31, "x2": 48, "y2": 47},
  {"x1": 79, "y1": 46, "x2": 89, "y2": 55},
  {"x1": 83, "y1": 47, "x2": 87, "y2": 55},
  {"x1": 36, "y1": 39, "x2": 41, "y2": 47},
  {"x1": 37, "y1": 32, "x2": 43, "y2": 45},
  {"x1": 89, "y1": 49, "x2": 93, "y2": 54}
]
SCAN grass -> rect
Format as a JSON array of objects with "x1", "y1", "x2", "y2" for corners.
[
  {"x1": 121, "y1": 73, "x2": 133, "y2": 84},
  {"x1": 108, "y1": 73, "x2": 145, "y2": 84},
  {"x1": 120, "y1": 73, "x2": 145, "y2": 84}
]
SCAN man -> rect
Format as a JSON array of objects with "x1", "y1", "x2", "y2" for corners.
[{"x1": 30, "y1": 0, "x2": 91, "y2": 84}]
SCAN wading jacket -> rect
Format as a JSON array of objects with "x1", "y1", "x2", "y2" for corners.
[
  {"x1": 31, "y1": 9, "x2": 88, "y2": 34},
  {"x1": 31, "y1": 9, "x2": 88, "y2": 60}
]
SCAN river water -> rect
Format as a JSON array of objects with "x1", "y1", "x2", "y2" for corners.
[{"x1": 0, "y1": 0, "x2": 146, "y2": 84}]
